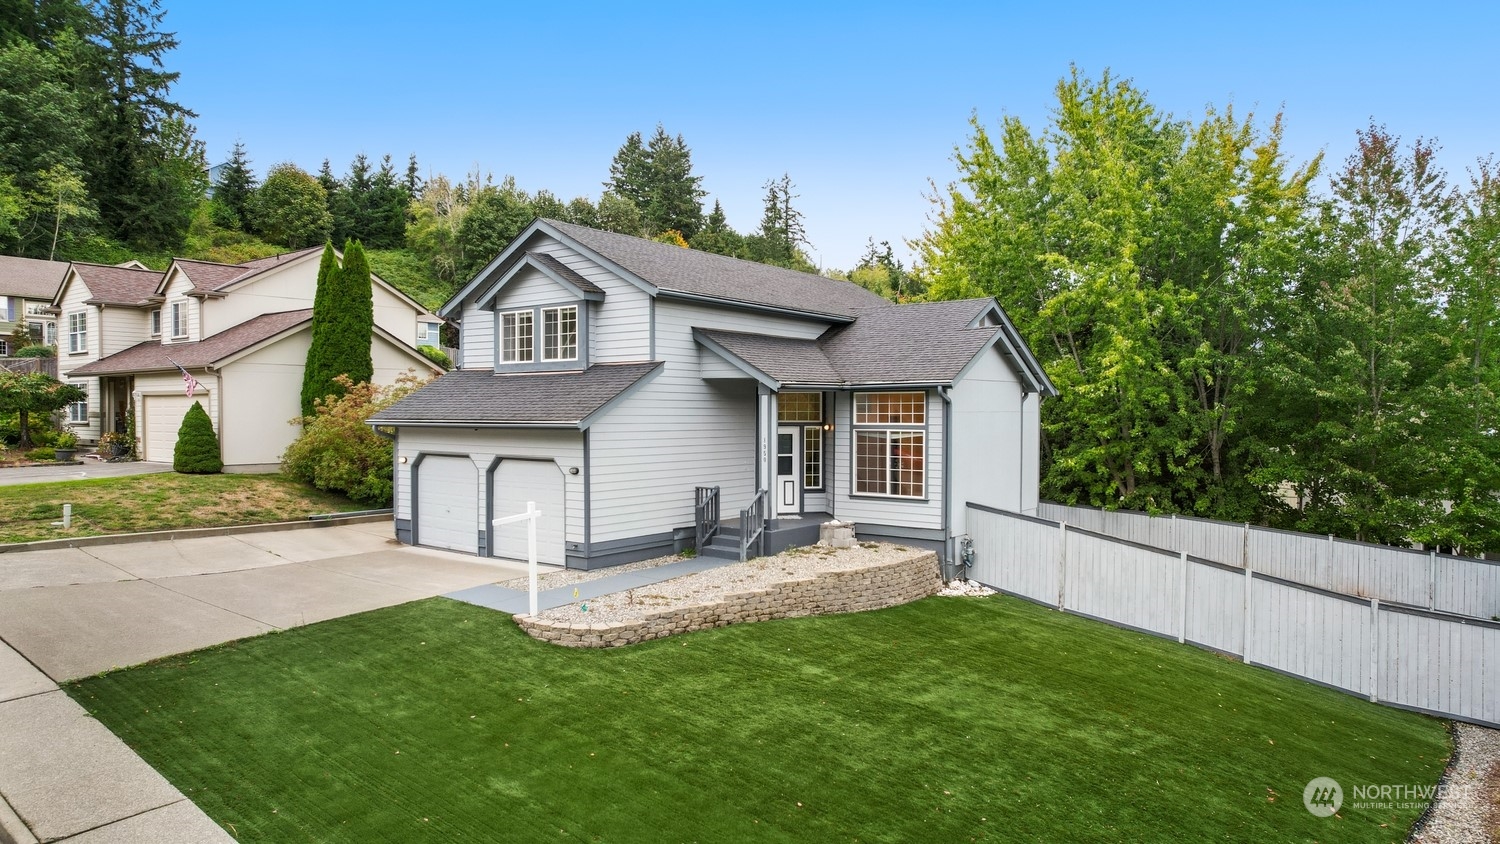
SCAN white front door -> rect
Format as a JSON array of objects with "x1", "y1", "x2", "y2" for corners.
[{"x1": 775, "y1": 425, "x2": 801, "y2": 515}]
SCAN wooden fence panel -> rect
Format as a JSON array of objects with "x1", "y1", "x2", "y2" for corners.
[
  {"x1": 1433, "y1": 556, "x2": 1500, "y2": 619},
  {"x1": 966, "y1": 506, "x2": 1058, "y2": 605},
  {"x1": 1248, "y1": 578, "x2": 1373, "y2": 697},
  {"x1": 1066, "y1": 530, "x2": 1178, "y2": 634},
  {"x1": 1184, "y1": 562, "x2": 1244, "y2": 655},
  {"x1": 1327, "y1": 541, "x2": 1429, "y2": 605},
  {"x1": 1378, "y1": 610, "x2": 1498, "y2": 725},
  {"x1": 1175, "y1": 518, "x2": 1244, "y2": 566}
]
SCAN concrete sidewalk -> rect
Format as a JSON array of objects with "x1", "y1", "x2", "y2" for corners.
[
  {"x1": 0, "y1": 520, "x2": 527, "y2": 843},
  {"x1": 0, "y1": 460, "x2": 172, "y2": 487},
  {"x1": 446, "y1": 555, "x2": 736, "y2": 614}
]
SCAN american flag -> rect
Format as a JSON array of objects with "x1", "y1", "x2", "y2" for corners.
[{"x1": 167, "y1": 358, "x2": 200, "y2": 397}]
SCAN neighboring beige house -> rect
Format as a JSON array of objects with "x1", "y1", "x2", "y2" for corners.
[
  {"x1": 0, "y1": 254, "x2": 69, "y2": 352},
  {"x1": 56, "y1": 247, "x2": 443, "y2": 471}
]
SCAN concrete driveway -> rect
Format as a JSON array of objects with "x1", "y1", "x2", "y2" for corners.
[{"x1": 0, "y1": 519, "x2": 527, "y2": 843}]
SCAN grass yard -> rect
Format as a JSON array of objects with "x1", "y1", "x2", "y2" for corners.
[
  {"x1": 67, "y1": 596, "x2": 1450, "y2": 843},
  {"x1": 0, "y1": 472, "x2": 361, "y2": 543}
]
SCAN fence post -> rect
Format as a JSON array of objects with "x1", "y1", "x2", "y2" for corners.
[
  {"x1": 1242, "y1": 562, "x2": 1254, "y2": 666},
  {"x1": 1178, "y1": 550, "x2": 1188, "y2": 644},
  {"x1": 1323, "y1": 534, "x2": 1335, "y2": 584},
  {"x1": 1170, "y1": 513, "x2": 1178, "y2": 551},
  {"x1": 1057, "y1": 521, "x2": 1068, "y2": 610},
  {"x1": 1427, "y1": 550, "x2": 1437, "y2": 611},
  {"x1": 1242, "y1": 523, "x2": 1250, "y2": 569},
  {"x1": 1368, "y1": 597, "x2": 1380, "y2": 703}
]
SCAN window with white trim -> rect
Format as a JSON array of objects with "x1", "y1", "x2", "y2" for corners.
[
  {"x1": 500, "y1": 310, "x2": 534, "y2": 363},
  {"x1": 777, "y1": 392, "x2": 825, "y2": 491},
  {"x1": 67, "y1": 382, "x2": 87, "y2": 423},
  {"x1": 67, "y1": 312, "x2": 87, "y2": 353},
  {"x1": 170, "y1": 301, "x2": 188, "y2": 339},
  {"x1": 0, "y1": 340, "x2": 9, "y2": 356},
  {"x1": 542, "y1": 306, "x2": 577, "y2": 361},
  {"x1": 150, "y1": 309, "x2": 161, "y2": 336},
  {"x1": 44, "y1": 321, "x2": 56, "y2": 346},
  {"x1": 804, "y1": 425, "x2": 823, "y2": 490},
  {"x1": 853, "y1": 391, "x2": 926, "y2": 498}
]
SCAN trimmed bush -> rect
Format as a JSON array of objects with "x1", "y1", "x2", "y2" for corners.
[
  {"x1": 24, "y1": 447, "x2": 55, "y2": 461},
  {"x1": 417, "y1": 344, "x2": 452, "y2": 371},
  {"x1": 13, "y1": 345, "x2": 55, "y2": 358},
  {"x1": 173, "y1": 401, "x2": 222, "y2": 474}
]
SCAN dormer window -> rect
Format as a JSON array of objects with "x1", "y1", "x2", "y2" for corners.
[
  {"x1": 500, "y1": 309, "x2": 534, "y2": 363},
  {"x1": 542, "y1": 306, "x2": 577, "y2": 361},
  {"x1": 170, "y1": 301, "x2": 188, "y2": 339}
]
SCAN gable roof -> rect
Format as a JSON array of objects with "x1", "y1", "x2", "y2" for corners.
[
  {"x1": 368, "y1": 361, "x2": 663, "y2": 429},
  {"x1": 475, "y1": 250, "x2": 607, "y2": 310},
  {"x1": 69, "y1": 309, "x2": 313, "y2": 375},
  {"x1": 62, "y1": 263, "x2": 165, "y2": 307},
  {"x1": 443, "y1": 219, "x2": 889, "y2": 320},
  {"x1": 0, "y1": 255, "x2": 69, "y2": 300},
  {"x1": 695, "y1": 298, "x2": 1057, "y2": 394},
  {"x1": 161, "y1": 245, "x2": 326, "y2": 296}
]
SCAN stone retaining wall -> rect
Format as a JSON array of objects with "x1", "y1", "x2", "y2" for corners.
[{"x1": 515, "y1": 550, "x2": 942, "y2": 648}]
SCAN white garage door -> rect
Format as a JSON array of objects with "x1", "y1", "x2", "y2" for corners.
[
  {"x1": 142, "y1": 394, "x2": 200, "y2": 463},
  {"x1": 491, "y1": 459, "x2": 565, "y2": 565},
  {"x1": 416, "y1": 456, "x2": 478, "y2": 553}
]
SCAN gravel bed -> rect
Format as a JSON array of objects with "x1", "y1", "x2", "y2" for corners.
[
  {"x1": 496, "y1": 553, "x2": 686, "y2": 591},
  {"x1": 535, "y1": 542, "x2": 918, "y2": 624},
  {"x1": 1411, "y1": 723, "x2": 1500, "y2": 843}
]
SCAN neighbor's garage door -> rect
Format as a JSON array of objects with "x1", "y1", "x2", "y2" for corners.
[
  {"x1": 416, "y1": 455, "x2": 478, "y2": 553},
  {"x1": 142, "y1": 394, "x2": 198, "y2": 463},
  {"x1": 490, "y1": 459, "x2": 565, "y2": 565}
]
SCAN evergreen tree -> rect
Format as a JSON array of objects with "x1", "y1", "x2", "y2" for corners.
[
  {"x1": 331, "y1": 152, "x2": 374, "y2": 243},
  {"x1": 317, "y1": 157, "x2": 338, "y2": 198},
  {"x1": 403, "y1": 152, "x2": 422, "y2": 199},
  {"x1": 212, "y1": 139, "x2": 256, "y2": 230},
  {"x1": 604, "y1": 131, "x2": 650, "y2": 212},
  {"x1": 84, "y1": 0, "x2": 198, "y2": 250},
  {"x1": 301, "y1": 239, "x2": 374, "y2": 415},
  {"x1": 367, "y1": 154, "x2": 407, "y2": 248},
  {"x1": 172, "y1": 400, "x2": 221, "y2": 473},
  {"x1": 747, "y1": 174, "x2": 812, "y2": 269},
  {"x1": 643, "y1": 125, "x2": 705, "y2": 237}
]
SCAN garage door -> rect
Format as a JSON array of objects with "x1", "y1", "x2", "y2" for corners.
[
  {"x1": 416, "y1": 456, "x2": 478, "y2": 553},
  {"x1": 142, "y1": 394, "x2": 200, "y2": 463},
  {"x1": 490, "y1": 460, "x2": 565, "y2": 565}
]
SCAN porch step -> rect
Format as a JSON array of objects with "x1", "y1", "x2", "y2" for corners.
[{"x1": 700, "y1": 533, "x2": 741, "y2": 561}]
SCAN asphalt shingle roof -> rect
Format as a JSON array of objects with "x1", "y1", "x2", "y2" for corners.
[
  {"x1": 69, "y1": 263, "x2": 164, "y2": 306},
  {"x1": 544, "y1": 219, "x2": 888, "y2": 318},
  {"x1": 69, "y1": 310, "x2": 312, "y2": 375},
  {"x1": 527, "y1": 251, "x2": 604, "y2": 296},
  {"x1": 169, "y1": 246, "x2": 325, "y2": 294},
  {"x1": 369, "y1": 361, "x2": 663, "y2": 426},
  {"x1": 0, "y1": 255, "x2": 69, "y2": 300},
  {"x1": 698, "y1": 299, "x2": 1005, "y2": 387}
]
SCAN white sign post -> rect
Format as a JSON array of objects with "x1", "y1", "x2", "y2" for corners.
[{"x1": 493, "y1": 501, "x2": 541, "y2": 616}]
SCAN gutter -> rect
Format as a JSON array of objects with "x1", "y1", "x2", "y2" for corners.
[
  {"x1": 938, "y1": 385, "x2": 955, "y2": 582},
  {"x1": 658, "y1": 289, "x2": 856, "y2": 324}
]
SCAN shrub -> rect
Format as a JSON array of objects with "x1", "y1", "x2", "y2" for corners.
[
  {"x1": 24, "y1": 447, "x2": 55, "y2": 461},
  {"x1": 13, "y1": 345, "x2": 55, "y2": 358},
  {"x1": 417, "y1": 344, "x2": 452, "y2": 371},
  {"x1": 282, "y1": 372, "x2": 427, "y2": 506},
  {"x1": 173, "y1": 401, "x2": 222, "y2": 473}
]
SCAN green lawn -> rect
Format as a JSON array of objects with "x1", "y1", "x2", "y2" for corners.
[
  {"x1": 0, "y1": 472, "x2": 362, "y2": 543},
  {"x1": 67, "y1": 596, "x2": 1449, "y2": 843}
]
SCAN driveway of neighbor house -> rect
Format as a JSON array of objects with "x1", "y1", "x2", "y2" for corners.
[
  {"x1": 0, "y1": 460, "x2": 173, "y2": 487},
  {"x1": 0, "y1": 520, "x2": 529, "y2": 844}
]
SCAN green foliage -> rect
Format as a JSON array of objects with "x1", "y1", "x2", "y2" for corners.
[
  {"x1": 181, "y1": 202, "x2": 284, "y2": 264},
  {"x1": 172, "y1": 400, "x2": 221, "y2": 473},
  {"x1": 416, "y1": 344, "x2": 451, "y2": 371},
  {"x1": 283, "y1": 374, "x2": 425, "y2": 506},
  {"x1": 13, "y1": 345, "x2": 56, "y2": 358},
  {"x1": 366, "y1": 248, "x2": 447, "y2": 310},
  {"x1": 748, "y1": 173, "x2": 816, "y2": 271},
  {"x1": 25, "y1": 447, "x2": 57, "y2": 461},
  {"x1": 211, "y1": 140, "x2": 256, "y2": 230},
  {"x1": 0, "y1": 371, "x2": 84, "y2": 449},
  {"x1": 837, "y1": 238, "x2": 922, "y2": 301},
  {"x1": 250, "y1": 163, "x2": 331, "y2": 249},
  {"x1": 301, "y1": 241, "x2": 373, "y2": 416},
  {"x1": 605, "y1": 125, "x2": 706, "y2": 237}
]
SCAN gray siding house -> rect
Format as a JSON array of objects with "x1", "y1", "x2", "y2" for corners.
[{"x1": 370, "y1": 219, "x2": 1056, "y2": 572}]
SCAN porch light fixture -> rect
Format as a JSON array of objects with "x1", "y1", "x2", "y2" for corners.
[
  {"x1": 823, "y1": 423, "x2": 833, "y2": 431},
  {"x1": 399, "y1": 456, "x2": 408, "y2": 464},
  {"x1": 569, "y1": 467, "x2": 579, "y2": 475}
]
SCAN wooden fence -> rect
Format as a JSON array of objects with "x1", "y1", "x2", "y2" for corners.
[
  {"x1": 967, "y1": 502, "x2": 1500, "y2": 728},
  {"x1": 0, "y1": 356, "x2": 57, "y2": 378},
  {"x1": 1036, "y1": 501, "x2": 1500, "y2": 620}
]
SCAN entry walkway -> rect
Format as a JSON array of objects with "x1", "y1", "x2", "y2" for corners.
[{"x1": 446, "y1": 555, "x2": 737, "y2": 614}]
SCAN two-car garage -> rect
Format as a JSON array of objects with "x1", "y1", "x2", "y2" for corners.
[{"x1": 413, "y1": 454, "x2": 566, "y2": 564}]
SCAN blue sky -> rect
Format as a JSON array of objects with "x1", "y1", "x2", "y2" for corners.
[{"x1": 169, "y1": 1, "x2": 1500, "y2": 270}]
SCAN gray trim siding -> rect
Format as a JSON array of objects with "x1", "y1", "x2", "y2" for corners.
[{"x1": 492, "y1": 299, "x2": 590, "y2": 373}]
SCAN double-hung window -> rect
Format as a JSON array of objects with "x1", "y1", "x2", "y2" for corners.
[
  {"x1": 67, "y1": 312, "x2": 87, "y2": 353},
  {"x1": 67, "y1": 382, "x2": 87, "y2": 424},
  {"x1": 500, "y1": 310, "x2": 534, "y2": 363},
  {"x1": 150, "y1": 309, "x2": 161, "y2": 336},
  {"x1": 542, "y1": 306, "x2": 577, "y2": 361},
  {"x1": 170, "y1": 301, "x2": 188, "y2": 339},
  {"x1": 853, "y1": 391, "x2": 926, "y2": 498}
]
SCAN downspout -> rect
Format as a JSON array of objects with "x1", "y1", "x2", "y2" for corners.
[
  {"x1": 1019, "y1": 391, "x2": 1029, "y2": 512},
  {"x1": 210, "y1": 367, "x2": 224, "y2": 468},
  {"x1": 938, "y1": 386, "x2": 954, "y2": 582}
]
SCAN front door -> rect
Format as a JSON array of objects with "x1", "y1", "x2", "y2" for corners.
[{"x1": 775, "y1": 425, "x2": 801, "y2": 515}]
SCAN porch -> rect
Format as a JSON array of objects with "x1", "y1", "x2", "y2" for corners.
[{"x1": 693, "y1": 483, "x2": 832, "y2": 561}]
